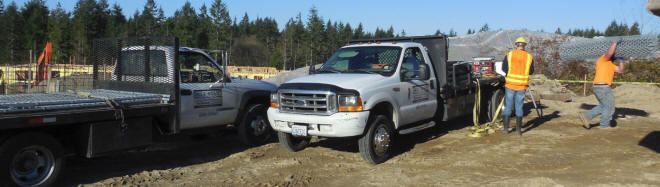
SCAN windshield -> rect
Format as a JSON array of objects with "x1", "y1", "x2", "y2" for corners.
[{"x1": 318, "y1": 46, "x2": 401, "y2": 76}]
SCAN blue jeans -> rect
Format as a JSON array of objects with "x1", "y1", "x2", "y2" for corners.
[
  {"x1": 584, "y1": 85, "x2": 615, "y2": 128},
  {"x1": 502, "y1": 88, "x2": 526, "y2": 117}
]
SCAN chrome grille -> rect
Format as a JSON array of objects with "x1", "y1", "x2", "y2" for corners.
[{"x1": 278, "y1": 89, "x2": 336, "y2": 115}]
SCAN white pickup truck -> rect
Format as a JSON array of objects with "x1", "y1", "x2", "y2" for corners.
[
  {"x1": 0, "y1": 36, "x2": 275, "y2": 186},
  {"x1": 268, "y1": 36, "x2": 504, "y2": 164}
]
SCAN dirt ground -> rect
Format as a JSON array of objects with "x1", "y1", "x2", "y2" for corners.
[{"x1": 57, "y1": 84, "x2": 660, "y2": 186}]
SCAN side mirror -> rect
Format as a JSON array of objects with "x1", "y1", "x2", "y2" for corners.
[
  {"x1": 400, "y1": 64, "x2": 430, "y2": 81},
  {"x1": 418, "y1": 64, "x2": 430, "y2": 80},
  {"x1": 308, "y1": 64, "x2": 316, "y2": 75},
  {"x1": 399, "y1": 68, "x2": 409, "y2": 81}
]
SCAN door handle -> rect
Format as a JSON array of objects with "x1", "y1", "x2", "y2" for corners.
[
  {"x1": 181, "y1": 89, "x2": 192, "y2": 96},
  {"x1": 209, "y1": 85, "x2": 224, "y2": 90}
]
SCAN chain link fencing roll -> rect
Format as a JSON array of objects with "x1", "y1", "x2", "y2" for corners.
[{"x1": 559, "y1": 35, "x2": 660, "y2": 61}]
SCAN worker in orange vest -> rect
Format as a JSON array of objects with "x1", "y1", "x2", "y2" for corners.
[
  {"x1": 578, "y1": 41, "x2": 624, "y2": 129},
  {"x1": 501, "y1": 37, "x2": 534, "y2": 135}
]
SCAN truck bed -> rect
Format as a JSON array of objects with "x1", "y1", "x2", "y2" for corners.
[
  {"x1": 0, "y1": 89, "x2": 165, "y2": 114},
  {"x1": 0, "y1": 89, "x2": 172, "y2": 130}
]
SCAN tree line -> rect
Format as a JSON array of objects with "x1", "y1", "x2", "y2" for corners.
[
  {"x1": 558, "y1": 21, "x2": 641, "y2": 38},
  {"x1": 0, "y1": 0, "x2": 404, "y2": 70},
  {"x1": 0, "y1": 0, "x2": 650, "y2": 70}
]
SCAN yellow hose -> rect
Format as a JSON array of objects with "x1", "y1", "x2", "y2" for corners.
[{"x1": 468, "y1": 79, "x2": 505, "y2": 137}]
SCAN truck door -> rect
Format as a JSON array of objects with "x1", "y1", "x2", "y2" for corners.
[
  {"x1": 398, "y1": 47, "x2": 437, "y2": 126},
  {"x1": 178, "y1": 51, "x2": 237, "y2": 129}
]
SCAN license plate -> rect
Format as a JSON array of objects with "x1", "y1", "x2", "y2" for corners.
[{"x1": 291, "y1": 124, "x2": 308, "y2": 137}]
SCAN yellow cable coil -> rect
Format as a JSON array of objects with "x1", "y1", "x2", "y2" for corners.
[{"x1": 468, "y1": 78, "x2": 505, "y2": 137}]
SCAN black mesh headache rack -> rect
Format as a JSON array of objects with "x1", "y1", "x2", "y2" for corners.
[
  {"x1": 349, "y1": 35, "x2": 450, "y2": 87},
  {"x1": 0, "y1": 36, "x2": 179, "y2": 130}
]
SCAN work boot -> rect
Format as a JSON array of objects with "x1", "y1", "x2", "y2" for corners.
[
  {"x1": 516, "y1": 117, "x2": 523, "y2": 135},
  {"x1": 502, "y1": 115, "x2": 510, "y2": 134}
]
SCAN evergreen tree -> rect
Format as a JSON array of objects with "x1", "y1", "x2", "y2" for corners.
[
  {"x1": 106, "y1": 3, "x2": 126, "y2": 37},
  {"x1": 479, "y1": 23, "x2": 489, "y2": 32},
  {"x1": 238, "y1": 13, "x2": 250, "y2": 36},
  {"x1": 21, "y1": 0, "x2": 49, "y2": 52},
  {"x1": 48, "y1": 2, "x2": 71, "y2": 63},
  {"x1": 306, "y1": 7, "x2": 325, "y2": 65},
  {"x1": 171, "y1": 1, "x2": 198, "y2": 47},
  {"x1": 210, "y1": 0, "x2": 232, "y2": 50},
  {"x1": 629, "y1": 22, "x2": 640, "y2": 35},
  {"x1": 555, "y1": 28, "x2": 562, "y2": 34},
  {"x1": 353, "y1": 23, "x2": 364, "y2": 39},
  {"x1": 137, "y1": 0, "x2": 162, "y2": 36},
  {"x1": 325, "y1": 20, "x2": 338, "y2": 55},
  {"x1": 386, "y1": 26, "x2": 395, "y2": 37},
  {"x1": 196, "y1": 4, "x2": 211, "y2": 49},
  {"x1": 448, "y1": 28, "x2": 457, "y2": 37}
]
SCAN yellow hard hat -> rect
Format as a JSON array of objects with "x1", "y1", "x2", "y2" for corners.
[{"x1": 515, "y1": 37, "x2": 527, "y2": 44}]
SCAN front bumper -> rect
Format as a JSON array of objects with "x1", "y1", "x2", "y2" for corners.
[{"x1": 267, "y1": 108, "x2": 370, "y2": 137}]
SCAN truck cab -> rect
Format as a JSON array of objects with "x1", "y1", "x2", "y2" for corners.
[
  {"x1": 113, "y1": 46, "x2": 277, "y2": 143},
  {"x1": 268, "y1": 36, "x2": 503, "y2": 164}
]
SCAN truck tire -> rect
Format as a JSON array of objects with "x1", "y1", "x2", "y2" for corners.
[
  {"x1": 0, "y1": 132, "x2": 64, "y2": 187},
  {"x1": 277, "y1": 132, "x2": 310, "y2": 152},
  {"x1": 358, "y1": 115, "x2": 394, "y2": 164},
  {"x1": 238, "y1": 103, "x2": 273, "y2": 146},
  {"x1": 488, "y1": 88, "x2": 505, "y2": 122}
]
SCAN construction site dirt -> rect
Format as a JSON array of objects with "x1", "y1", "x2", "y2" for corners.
[{"x1": 52, "y1": 82, "x2": 660, "y2": 186}]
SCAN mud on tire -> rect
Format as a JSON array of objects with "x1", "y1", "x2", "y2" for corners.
[
  {"x1": 358, "y1": 115, "x2": 395, "y2": 164},
  {"x1": 238, "y1": 104, "x2": 274, "y2": 146},
  {"x1": 277, "y1": 132, "x2": 311, "y2": 152}
]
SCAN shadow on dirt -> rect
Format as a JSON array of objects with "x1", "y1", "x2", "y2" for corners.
[
  {"x1": 579, "y1": 103, "x2": 649, "y2": 119},
  {"x1": 522, "y1": 111, "x2": 561, "y2": 134},
  {"x1": 308, "y1": 117, "x2": 473, "y2": 162},
  {"x1": 55, "y1": 129, "x2": 276, "y2": 186},
  {"x1": 522, "y1": 101, "x2": 549, "y2": 117},
  {"x1": 639, "y1": 131, "x2": 660, "y2": 153}
]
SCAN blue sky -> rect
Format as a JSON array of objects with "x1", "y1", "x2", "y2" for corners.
[{"x1": 8, "y1": 0, "x2": 660, "y2": 35}]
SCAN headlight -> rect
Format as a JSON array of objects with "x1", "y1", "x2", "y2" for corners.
[
  {"x1": 338, "y1": 95, "x2": 363, "y2": 112},
  {"x1": 270, "y1": 92, "x2": 279, "y2": 108}
]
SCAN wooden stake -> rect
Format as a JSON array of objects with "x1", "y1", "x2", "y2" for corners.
[{"x1": 583, "y1": 74, "x2": 587, "y2": 96}]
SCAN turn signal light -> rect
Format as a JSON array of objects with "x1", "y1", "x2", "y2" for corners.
[
  {"x1": 270, "y1": 102, "x2": 278, "y2": 108},
  {"x1": 338, "y1": 105, "x2": 363, "y2": 112}
]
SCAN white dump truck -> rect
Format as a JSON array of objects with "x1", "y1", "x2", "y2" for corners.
[
  {"x1": 0, "y1": 36, "x2": 275, "y2": 186},
  {"x1": 268, "y1": 35, "x2": 504, "y2": 164}
]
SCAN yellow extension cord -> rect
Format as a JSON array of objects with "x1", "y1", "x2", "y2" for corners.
[{"x1": 467, "y1": 78, "x2": 505, "y2": 137}]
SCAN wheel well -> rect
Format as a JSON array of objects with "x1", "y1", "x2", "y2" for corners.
[
  {"x1": 246, "y1": 96, "x2": 269, "y2": 107},
  {"x1": 235, "y1": 95, "x2": 270, "y2": 123},
  {"x1": 369, "y1": 102, "x2": 396, "y2": 127}
]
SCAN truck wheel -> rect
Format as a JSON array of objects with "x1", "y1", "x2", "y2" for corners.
[
  {"x1": 0, "y1": 132, "x2": 64, "y2": 187},
  {"x1": 238, "y1": 104, "x2": 273, "y2": 146},
  {"x1": 358, "y1": 115, "x2": 394, "y2": 164},
  {"x1": 488, "y1": 89, "x2": 505, "y2": 122},
  {"x1": 277, "y1": 132, "x2": 310, "y2": 152}
]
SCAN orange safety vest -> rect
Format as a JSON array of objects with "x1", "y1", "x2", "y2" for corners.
[{"x1": 505, "y1": 49, "x2": 533, "y2": 90}]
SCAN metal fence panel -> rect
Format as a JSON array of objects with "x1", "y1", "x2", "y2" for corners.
[{"x1": 559, "y1": 35, "x2": 660, "y2": 61}]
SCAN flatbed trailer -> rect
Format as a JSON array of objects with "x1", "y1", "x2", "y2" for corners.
[
  {"x1": 0, "y1": 90, "x2": 172, "y2": 130},
  {"x1": 0, "y1": 36, "x2": 277, "y2": 186}
]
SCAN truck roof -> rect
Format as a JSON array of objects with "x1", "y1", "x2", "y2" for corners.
[{"x1": 342, "y1": 42, "x2": 423, "y2": 49}]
